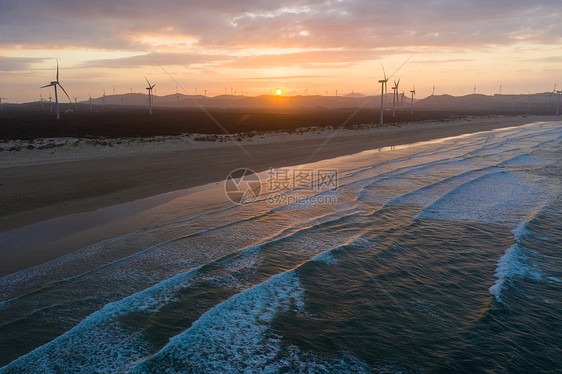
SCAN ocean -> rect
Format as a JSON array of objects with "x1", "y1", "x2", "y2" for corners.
[{"x1": 0, "y1": 121, "x2": 560, "y2": 373}]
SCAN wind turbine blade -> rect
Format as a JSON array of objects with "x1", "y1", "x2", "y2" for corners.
[
  {"x1": 151, "y1": 84, "x2": 155, "y2": 89},
  {"x1": 396, "y1": 78, "x2": 400, "y2": 87},
  {"x1": 58, "y1": 83, "x2": 72, "y2": 102},
  {"x1": 41, "y1": 84, "x2": 53, "y2": 88},
  {"x1": 381, "y1": 64, "x2": 387, "y2": 81},
  {"x1": 145, "y1": 76, "x2": 151, "y2": 87},
  {"x1": 56, "y1": 60, "x2": 59, "y2": 81}
]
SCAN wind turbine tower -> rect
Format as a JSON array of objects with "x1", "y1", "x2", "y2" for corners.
[
  {"x1": 89, "y1": 94, "x2": 93, "y2": 111},
  {"x1": 431, "y1": 84, "x2": 436, "y2": 107},
  {"x1": 549, "y1": 84, "x2": 557, "y2": 112},
  {"x1": 145, "y1": 76, "x2": 155, "y2": 115},
  {"x1": 392, "y1": 79, "x2": 400, "y2": 118},
  {"x1": 378, "y1": 65, "x2": 388, "y2": 126},
  {"x1": 556, "y1": 90, "x2": 561, "y2": 116},
  {"x1": 74, "y1": 96, "x2": 79, "y2": 110},
  {"x1": 0, "y1": 97, "x2": 6, "y2": 111},
  {"x1": 41, "y1": 60, "x2": 71, "y2": 120},
  {"x1": 410, "y1": 85, "x2": 416, "y2": 115}
]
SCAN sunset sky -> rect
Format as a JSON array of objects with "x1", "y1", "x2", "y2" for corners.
[{"x1": 1, "y1": 0, "x2": 561, "y2": 103}]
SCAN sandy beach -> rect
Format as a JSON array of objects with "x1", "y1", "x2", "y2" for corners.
[{"x1": 0, "y1": 115, "x2": 556, "y2": 234}]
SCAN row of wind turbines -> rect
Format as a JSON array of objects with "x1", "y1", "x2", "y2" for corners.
[
  {"x1": 36, "y1": 61, "x2": 562, "y2": 122},
  {"x1": 39, "y1": 61, "x2": 158, "y2": 120},
  {"x1": 377, "y1": 65, "x2": 562, "y2": 125},
  {"x1": 378, "y1": 65, "x2": 417, "y2": 126}
]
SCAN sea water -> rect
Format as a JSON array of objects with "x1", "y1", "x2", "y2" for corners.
[{"x1": 0, "y1": 121, "x2": 560, "y2": 373}]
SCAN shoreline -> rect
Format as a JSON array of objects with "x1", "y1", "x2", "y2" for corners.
[{"x1": 0, "y1": 115, "x2": 557, "y2": 234}]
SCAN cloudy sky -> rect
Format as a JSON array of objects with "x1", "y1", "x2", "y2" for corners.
[{"x1": 1, "y1": 0, "x2": 561, "y2": 102}]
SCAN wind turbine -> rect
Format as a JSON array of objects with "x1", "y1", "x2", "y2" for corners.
[
  {"x1": 102, "y1": 90, "x2": 106, "y2": 109},
  {"x1": 431, "y1": 84, "x2": 436, "y2": 107},
  {"x1": 392, "y1": 79, "x2": 400, "y2": 118},
  {"x1": 89, "y1": 94, "x2": 93, "y2": 111},
  {"x1": 378, "y1": 65, "x2": 388, "y2": 126},
  {"x1": 40, "y1": 93, "x2": 45, "y2": 111},
  {"x1": 145, "y1": 76, "x2": 155, "y2": 115},
  {"x1": 73, "y1": 96, "x2": 79, "y2": 110},
  {"x1": 41, "y1": 60, "x2": 71, "y2": 120},
  {"x1": 0, "y1": 97, "x2": 6, "y2": 111},
  {"x1": 410, "y1": 84, "x2": 416, "y2": 115},
  {"x1": 556, "y1": 91, "x2": 562, "y2": 116},
  {"x1": 473, "y1": 84, "x2": 476, "y2": 95},
  {"x1": 548, "y1": 84, "x2": 557, "y2": 112}
]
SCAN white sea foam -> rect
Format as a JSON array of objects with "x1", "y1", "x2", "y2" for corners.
[
  {"x1": 384, "y1": 166, "x2": 504, "y2": 207},
  {"x1": 498, "y1": 154, "x2": 548, "y2": 167},
  {"x1": 130, "y1": 270, "x2": 371, "y2": 373},
  {"x1": 0, "y1": 231, "x2": 138, "y2": 302},
  {"x1": 1, "y1": 211, "x2": 366, "y2": 372},
  {"x1": 489, "y1": 219, "x2": 562, "y2": 304},
  {"x1": 311, "y1": 236, "x2": 370, "y2": 264},
  {"x1": 0, "y1": 268, "x2": 199, "y2": 373},
  {"x1": 415, "y1": 171, "x2": 555, "y2": 227},
  {"x1": 489, "y1": 222, "x2": 542, "y2": 304}
]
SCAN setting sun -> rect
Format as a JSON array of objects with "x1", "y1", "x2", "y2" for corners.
[{"x1": 275, "y1": 89, "x2": 283, "y2": 96}]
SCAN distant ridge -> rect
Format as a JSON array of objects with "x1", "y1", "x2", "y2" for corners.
[
  {"x1": 344, "y1": 92, "x2": 366, "y2": 98},
  {"x1": 8, "y1": 91, "x2": 561, "y2": 113},
  {"x1": 415, "y1": 92, "x2": 559, "y2": 112}
]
